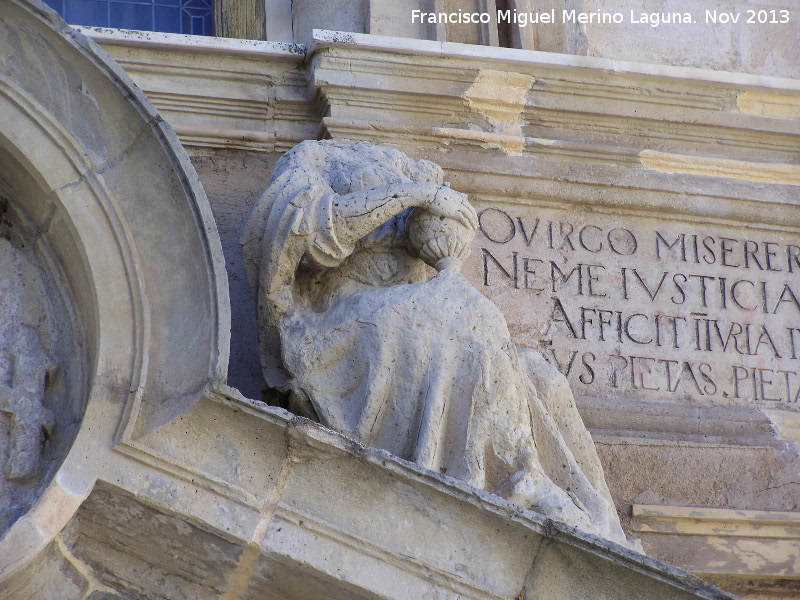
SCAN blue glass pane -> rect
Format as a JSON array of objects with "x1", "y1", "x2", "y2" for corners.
[
  {"x1": 110, "y1": 3, "x2": 154, "y2": 30},
  {"x1": 154, "y1": 6, "x2": 181, "y2": 33},
  {"x1": 65, "y1": 0, "x2": 109, "y2": 27},
  {"x1": 183, "y1": 6, "x2": 209, "y2": 16},
  {"x1": 54, "y1": 0, "x2": 214, "y2": 35},
  {"x1": 182, "y1": 7, "x2": 212, "y2": 36},
  {"x1": 181, "y1": 0, "x2": 213, "y2": 35}
]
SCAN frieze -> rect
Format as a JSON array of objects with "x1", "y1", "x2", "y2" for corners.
[{"x1": 466, "y1": 204, "x2": 800, "y2": 405}]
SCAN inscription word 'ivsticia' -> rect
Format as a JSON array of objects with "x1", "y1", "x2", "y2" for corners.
[{"x1": 474, "y1": 206, "x2": 800, "y2": 405}]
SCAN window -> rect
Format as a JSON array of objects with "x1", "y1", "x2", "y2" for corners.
[{"x1": 44, "y1": 0, "x2": 214, "y2": 36}]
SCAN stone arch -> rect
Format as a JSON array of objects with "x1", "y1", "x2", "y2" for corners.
[{"x1": 0, "y1": 0, "x2": 229, "y2": 574}]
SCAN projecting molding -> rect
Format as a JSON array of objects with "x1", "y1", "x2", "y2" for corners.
[
  {"x1": 83, "y1": 28, "x2": 800, "y2": 161},
  {"x1": 0, "y1": 0, "x2": 229, "y2": 580},
  {"x1": 632, "y1": 504, "x2": 800, "y2": 584},
  {"x1": 2, "y1": 8, "x2": 798, "y2": 599}
]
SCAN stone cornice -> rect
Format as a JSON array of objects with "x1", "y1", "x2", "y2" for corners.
[
  {"x1": 83, "y1": 27, "x2": 800, "y2": 165},
  {"x1": 76, "y1": 26, "x2": 306, "y2": 58},
  {"x1": 82, "y1": 28, "x2": 800, "y2": 234},
  {"x1": 95, "y1": 387, "x2": 734, "y2": 600},
  {"x1": 306, "y1": 30, "x2": 800, "y2": 92},
  {"x1": 632, "y1": 504, "x2": 800, "y2": 582},
  {"x1": 79, "y1": 26, "x2": 317, "y2": 153},
  {"x1": 634, "y1": 504, "x2": 800, "y2": 538},
  {"x1": 307, "y1": 30, "x2": 800, "y2": 163}
]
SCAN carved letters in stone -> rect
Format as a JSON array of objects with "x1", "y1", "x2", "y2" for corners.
[
  {"x1": 472, "y1": 205, "x2": 800, "y2": 406},
  {"x1": 242, "y1": 140, "x2": 637, "y2": 549}
]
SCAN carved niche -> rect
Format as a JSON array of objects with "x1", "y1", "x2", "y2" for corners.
[{"x1": 0, "y1": 200, "x2": 81, "y2": 536}]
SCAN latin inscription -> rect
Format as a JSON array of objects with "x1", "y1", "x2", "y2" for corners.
[{"x1": 465, "y1": 206, "x2": 800, "y2": 404}]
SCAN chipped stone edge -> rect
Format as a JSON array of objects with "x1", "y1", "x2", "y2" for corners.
[
  {"x1": 307, "y1": 29, "x2": 800, "y2": 93},
  {"x1": 75, "y1": 25, "x2": 306, "y2": 60},
  {"x1": 211, "y1": 386, "x2": 739, "y2": 600},
  {"x1": 73, "y1": 25, "x2": 800, "y2": 96}
]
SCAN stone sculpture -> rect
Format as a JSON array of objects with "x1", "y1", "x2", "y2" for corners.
[
  {"x1": 0, "y1": 238, "x2": 56, "y2": 533},
  {"x1": 242, "y1": 140, "x2": 634, "y2": 548}
]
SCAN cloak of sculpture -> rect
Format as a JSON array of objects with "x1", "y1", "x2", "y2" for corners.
[{"x1": 242, "y1": 140, "x2": 635, "y2": 548}]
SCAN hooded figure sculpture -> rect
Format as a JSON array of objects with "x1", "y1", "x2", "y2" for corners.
[{"x1": 242, "y1": 140, "x2": 635, "y2": 549}]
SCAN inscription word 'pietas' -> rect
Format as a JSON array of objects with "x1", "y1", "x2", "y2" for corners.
[{"x1": 475, "y1": 207, "x2": 800, "y2": 404}]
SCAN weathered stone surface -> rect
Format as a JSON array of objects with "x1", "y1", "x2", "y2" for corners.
[
  {"x1": 0, "y1": 239, "x2": 56, "y2": 531},
  {"x1": 82, "y1": 27, "x2": 800, "y2": 595},
  {"x1": 631, "y1": 504, "x2": 800, "y2": 582},
  {"x1": 467, "y1": 202, "x2": 800, "y2": 406},
  {"x1": 190, "y1": 150, "x2": 283, "y2": 400},
  {"x1": 0, "y1": 536, "x2": 89, "y2": 600},
  {"x1": 63, "y1": 483, "x2": 246, "y2": 600},
  {"x1": 0, "y1": 123, "x2": 87, "y2": 541},
  {"x1": 2, "y1": 389, "x2": 738, "y2": 600},
  {"x1": 2, "y1": 5, "x2": 794, "y2": 598},
  {"x1": 292, "y1": 0, "x2": 367, "y2": 45},
  {"x1": 0, "y1": 0, "x2": 228, "y2": 579},
  {"x1": 241, "y1": 139, "x2": 635, "y2": 547},
  {"x1": 580, "y1": 0, "x2": 800, "y2": 79},
  {"x1": 265, "y1": 0, "x2": 800, "y2": 79}
]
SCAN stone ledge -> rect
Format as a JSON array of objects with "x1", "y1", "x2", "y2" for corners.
[
  {"x1": 3, "y1": 382, "x2": 739, "y2": 598},
  {"x1": 306, "y1": 30, "x2": 800, "y2": 92},
  {"x1": 82, "y1": 28, "x2": 800, "y2": 164},
  {"x1": 633, "y1": 504, "x2": 800, "y2": 537},
  {"x1": 80, "y1": 26, "x2": 317, "y2": 153},
  {"x1": 632, "y1": 504, "x2": 800, "y2": 590},
  {"x1": 74, "y1": 389, "x2": 742, "y2": 599},
  {"x1": 75, "y1": 26, "x2": 306, "y2": 58}
]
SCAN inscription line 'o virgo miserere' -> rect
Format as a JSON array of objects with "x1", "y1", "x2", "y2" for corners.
[{"x1": 472, "y1": 205, "x2": 800, "y2": 405}]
